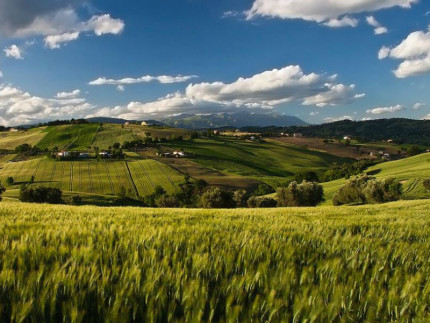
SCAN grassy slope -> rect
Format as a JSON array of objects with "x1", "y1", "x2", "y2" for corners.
[
  {"x1": 91, "y1": 124, "x2": 136, "y2": 149},
  {"x1": 0, "y1": 199, "x2": 429, "y2": 321},
  {"x1": 36, "y1": 124, "x2": 100, "y2": 150},
  {"x1": 165, "y1": 137, "x2": 348, "y2": 186},
  {"x1": 0, "y1": 158, "x2": 184, "y2": 197},
  {"x1": 0, "y1": 128, "x2": 46, "y2": 150},
  {"x1": 323, "y1": 152, "x2": 430, "y2": 203}
]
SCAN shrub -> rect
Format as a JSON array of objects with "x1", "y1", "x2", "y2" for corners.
[
  {"x1": 407, "y1": 145, "x2": 423, "y2": 157},
  {"x1": 253, "y1": 184, "x2": 274, "y2": 196},
  {"x1": 66, "y1": 195, "x2": 82, "y2": 205},
  {"x1": 155, "y1": 195, "x2": 181, "y2": 208},
  {"x1": 19, "y1": 185, "x2": 63, "y2": 204},
  {"x1": 0, "y1": 183, "x2": 5, "y2": 201},
  {"x1": 277, "y1": 181, "x2": 324, "y2": 207},
  {"x1": 247, "y1": 196, "x2": 277, "y2": 208},
  {"x1": 294, "y1": 171, "x2": 320, "y2": 183},
  {"x1": 6, "y1": 177, "x2": 14, "y2": 186},
  {"x1": 233, "y1": 190, "x2": 248, "y2": 207},
  {"x1": 423, "y1": 178, "x2": 430, "y2": 191},
  {"x1": 200, "y1": 187, "x2": 235, "y2": 209},
  {"x1": 333, "y1": 175, "x2": 402, "y2": 206}
]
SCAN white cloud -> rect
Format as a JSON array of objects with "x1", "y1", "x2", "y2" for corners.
[
  {"x1": 366, "y1": 104, "x2": 405, "y2": 115},
  {"x1": 4, "y1": 44, "x2": 23, "y2": 59},
  {"x1": 422, "y1": 114, "x2": 430, "y2": 120},
  {"x1": 366, "y1": 16, "x2": 388, "y2": 35},
  {"x1": 89, "y1": 74, "x2": 198, "y2": 87},
  {"x1": 245, "y1": 0, "x2": 416, "y2": 27},
  {"x1": 222, "y1": 11, "x2": 240, "y2": 19},
  {"x1": 44, "y1": 32, "x2": 79, "y2": 49},
  {"x1": 413, "y1": 102, "x2": 426, "y2": 110},
  {"x1": 0, "y1": 71, "x2": 3, "y2": 78},
  {"x1": 55, "y1": 89, "x2": 81, "y2": 99},
  {"x1": 379, "y1": 27, "x2": 430, "y2": 78},
  {"x1": 0, "y1": 84, "x2": 93, "y2": 126},
  {"x1": 117, "y1": 85, "x2": 125, "y2": 92},
  {"x1": 83, "y1": 14, "x2": 125, "y2": 36},
  {"x1": 323, "y1": 16, "x2": 358, "y2": 28},
  {"x1": 361, "y1": 117, "x2": 374, "y2": 121},
  {"x1": 323, "y1": 116, "x2": 353, "y2": 123}
]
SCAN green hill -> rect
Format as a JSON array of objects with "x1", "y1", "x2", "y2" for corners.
[
  {"x1": 0, "y1": 199, "x2": 429, "y2": 321},
  {"x1": 323, "y1": 153, "x2": 430, "y2": 203}
]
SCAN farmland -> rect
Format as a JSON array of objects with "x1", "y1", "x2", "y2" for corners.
[
  {"x1": 0, "y1": 128, "x2": 46, "y2": 150},
  {"x1": 0, "y1": 199, "x2": 429, "y2": 321},
  {"x1": 0, "y1": 158, "x2": 183, "y2": 197},
  {"x1": 163, "y1": 137, "x2": 348, "y2": 186},
  {"x1": 36, "y1": 124, "x2": 100, "y2": 150}
]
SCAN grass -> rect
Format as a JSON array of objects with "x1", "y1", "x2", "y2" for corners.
[
  {"x1": 0, "y1": 128, "x2": 46, "y2": 150},
  {"x1": 0, "y1": 157, "x2": 184, "y2": 197},
  {"x1": 0, "y1": 199, "x2": 429, "y2": 321},
  {"x1": 322, "y1": 153, "x2": 430, "y2": 203},
  {"x1": 164, "y1": 137, "x2": 348, "y2": 185},
  {"x1": 91, "y1": 124, "x2": 136, "y2": 149},
  {"x1": 36, "y1": 124, "x2": 100, "y2": 150}
]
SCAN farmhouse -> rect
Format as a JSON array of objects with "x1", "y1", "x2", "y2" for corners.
[
  {"x1": 99, "y1": 151, "x2": 111, "y2": 158},
  {"x1": 343, "y1": 136, "x2": 351, "y2": 140},
  {"x1": 173, "y1": 151, "x2": 186, "y2": 158},
  {"x1": 79, "y1": 153, "x2": 90, "y2": 158},
  {"x1": 56, "y1": 151, "x2": 70, "y2": 158},
  {"x1": 293, "y1": 133, "x2": 303, "y2": 138},
  {"x1": 9, "y1": 128, "x2": 18, "y2": 132}
]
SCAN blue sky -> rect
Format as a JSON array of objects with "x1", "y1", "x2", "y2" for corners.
[{"x1": 0, "y1": 0, "x2": 429, "y2": 126}]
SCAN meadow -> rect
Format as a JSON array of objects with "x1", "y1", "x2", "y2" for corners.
[
  {"x1": 0, "y1": 199, "x2": 429, "y2": 321},
  {"x1": 0, "y1": 158, "x2": 184, "y2": 197},
  {"x1": 0, "y1": 128, "x2": 46, "y2": 150},
  {"x1": 36, "y1": 124, "x2": 101, "y2": 150}
]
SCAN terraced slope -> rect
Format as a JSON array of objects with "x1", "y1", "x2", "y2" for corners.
[{"x1": 0, "y1": 128, "x2": 46, "y2": 150}]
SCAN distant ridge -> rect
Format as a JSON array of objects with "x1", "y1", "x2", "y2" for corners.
[
  {"x1": 161, "y1": 112, "x2": 307, "y2": 129},
  {"x1": 86, "y1": 117, "x2": 166, "y2": 126}
]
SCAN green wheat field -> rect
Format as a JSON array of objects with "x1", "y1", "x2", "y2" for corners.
[{"x1": 1, "y1": 199, "x2": 429, "y2": 322}]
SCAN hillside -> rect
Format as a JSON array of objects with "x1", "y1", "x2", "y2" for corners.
[
  {"x1": 162, "y1": 112, "x2": 307, "y2": 129},
  {"x1": 0, "y1": 199, "x2": 429, "y2": 321},
  {"x1": 275, "y1": 118, "x2": 430, "y2": 145},
  {"x1": 323, "y1": 152, "x2": 430, "y2": 203}
]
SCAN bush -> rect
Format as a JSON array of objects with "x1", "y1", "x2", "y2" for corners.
[
  {"x1": 277, "y1": 181, "x2": 324, "y2": 207},
  {"x1": 19, "y1": 185, "x2": 63, "y2": 204},
  {"x1": 423, "y1": 178, "x2": 430, "y2": 191},
  {"x1": 333, "y1": 175, "x2": 402, "y2": 206},
  {"x1": 66, "y1": 195, "x2": 82, "y2": 205},
  {"x1": 253, "y1": 184, "x2": 275, "y2": 196},
  {"x1": 233, "y1": 190, "x2": 248, "y2": 207},
  {"x1": 407, "y1": 145, "x2": 423, "y2": 157},
  {"x1": 200, "y1": 187, "x2": 235, "y2": 209},
  {"x1": 6, "y1": 177, "x2": 14, "y2": 186},
  {"x1": 0, "y1": 183, "x2": 5, "y2": 202},
  {"x1": 155, "y1": 195, "x2": 181, "y2": 208},
  {"x1": 247, "y1": 196, "x2": 277, "y2": 208},
  {"x1": 294, "y1": 171, "x2": 320, "y2": 183}
]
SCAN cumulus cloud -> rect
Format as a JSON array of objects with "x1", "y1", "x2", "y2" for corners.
[
  {"x1": 323, "y1": 16, "x2": 358, "y2": 28},
  {"x1": 0, "y1": 84, "x2": 93, "y2": 126},
  {"x1": 89, "y1": 74, "x2": 198, "y2": 87},
  {"x1": 323, "y1": 116, "x2": 353, "y2": 123},
  {"x1": 379, "y1": 26, "x2": 430, "y2": 78},
  {"x1": 88, "y1": 65, "x2": 363, "y2": 120},
  {"x1": 117, "y1": 85, "x2": 125, "y2": 92},
  {"x1": 44, "y1": 32, "x2": 79, "y2": 49},
  {"x1": 245, "y1": 0, "x2": 416, "y2": 27},
  {"x1": 0, "y1": 1, "x2": 124, "y2": 50},
  {"x1": 4, "y1": 44, "x2": 23, "y2": 59},
  {"x1": 55, "y1": 89, "x2": 80, "y2": 99},
  {"x1": 366, "y1": 104, "x2": 405, "y2": 115},
  {"x1": 0, "y1": 71, "x2": 3, "y2": 78},
  {"x1": 222, "y1": 11, "x2": 240, "y2": 19},
  {"x1": 413, "y1": 102, "x2": 426, "y2": 110},
  {"x1": 423, "y1": 114, "x2": 430, "y2": 120},
  {"x1": 366, "y1": 16, "x2": 388, "y2": 35}
]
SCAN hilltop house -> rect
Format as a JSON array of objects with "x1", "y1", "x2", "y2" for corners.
[
  {"x1": 293, "y1": 133, "x2": 303, "y2": 138},
  {"x1": 56, "y1": 151, "x2": 70, "y2": 158},
  {"x1": 99, "y1": 151, "x2": 111, "y2": 158}
]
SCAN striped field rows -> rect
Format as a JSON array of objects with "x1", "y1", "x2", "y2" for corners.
[{"x1": 0, "y1": 158, "x2": 184, "y2": 196}]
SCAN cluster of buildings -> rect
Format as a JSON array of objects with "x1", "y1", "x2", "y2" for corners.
[
  {"x1": 280, "y1": 133, "x2": 303, "y2": 138},
  {"x1": 156, "y1": 150, "x2": 186, "y2": 158},
  {"x1": 55, "y1": 151, "x2": 110, "y2": 159}
]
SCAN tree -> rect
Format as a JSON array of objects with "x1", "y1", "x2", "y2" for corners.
[
  {"x1": 253, "y1": 184, "x2": 274, "y2": 196},
  {"x1": 407, "y1": 145, "x2": 423, "y2": 157},
  {"x1": 112, "y1": 142, "x2": 121, "y2": 149},
  {"x1": 117, "y1": 186, "x2": 127, "y2": 199},
  {"x1": 294, "y1": 171, "x2": 320, "y2": 183},
  {"x1": 424, "y1": 178, "x2": 430, "y2": 191},
  {"x1": 247, "y1": 196, "x2": 277, "y2": 208},
  {"x1": 277, "y1": 181, "x2": 324, "y2": 207},
  {"x1": 200, "y1": 187, "x2": 235, "y2": 209},
  {"x1": 233, "y1": 190, "x2": 248, "y2": 207},
  {"x1": 0, "y1": 182, "x2": 6, "y2": 202},
  {"x1": 19, "y1": 185, "x2": 63, "y2": 204},
  {"x1": 155, "y1": 195, "x2": 180, "y2": 208},
  {"x1": 6, "y1": 177, "x2": 14, "y2": 186},
  {"x1": 66, "y1": 195, "x2": 82, "y2": 205}
]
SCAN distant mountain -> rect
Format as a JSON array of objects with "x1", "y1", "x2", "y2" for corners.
[
  {"x1": 161, "y1": 112, "x2": 307, "y2": 129},
  {"x1": 86, "y1": 117, "x2": 166, "y2": 126}
]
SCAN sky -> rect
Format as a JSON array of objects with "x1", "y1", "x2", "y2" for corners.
[{"x1": 0, "y1": 0, "x2": 430, "y2": 126}]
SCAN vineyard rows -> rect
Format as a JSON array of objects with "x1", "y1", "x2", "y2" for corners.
[{"x1": 0, "y1": 158, "x2": 183, "y2": 196}]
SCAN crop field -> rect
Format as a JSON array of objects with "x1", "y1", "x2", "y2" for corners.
[
  {"x1": 0, "y1": 158, "x2": 183, "y2": 196},
  {"x1": 164, "y1": 137, "x2": 348, "y2": 186},
  {"x1": 0, "y1": 129, "x2": 46, "y2": 150},
  {"x1": 91, "y1": 124, "x2": 137, "y2": 149},
  {"x1": 323, "y1": 153, "x2": 430, "y2": 203},
  {"x1": 128, "y1": 124, "x2": 191, "y2": 140},
  {"x1": 0, "y1": 199, "x2": 429, "y2": 321},
  {"x1": 36, "y1": 124, "x2": 100, "y2": 150},
  {"x1": 0, "y1": 154, "x2": 16, "y2": 166}
]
